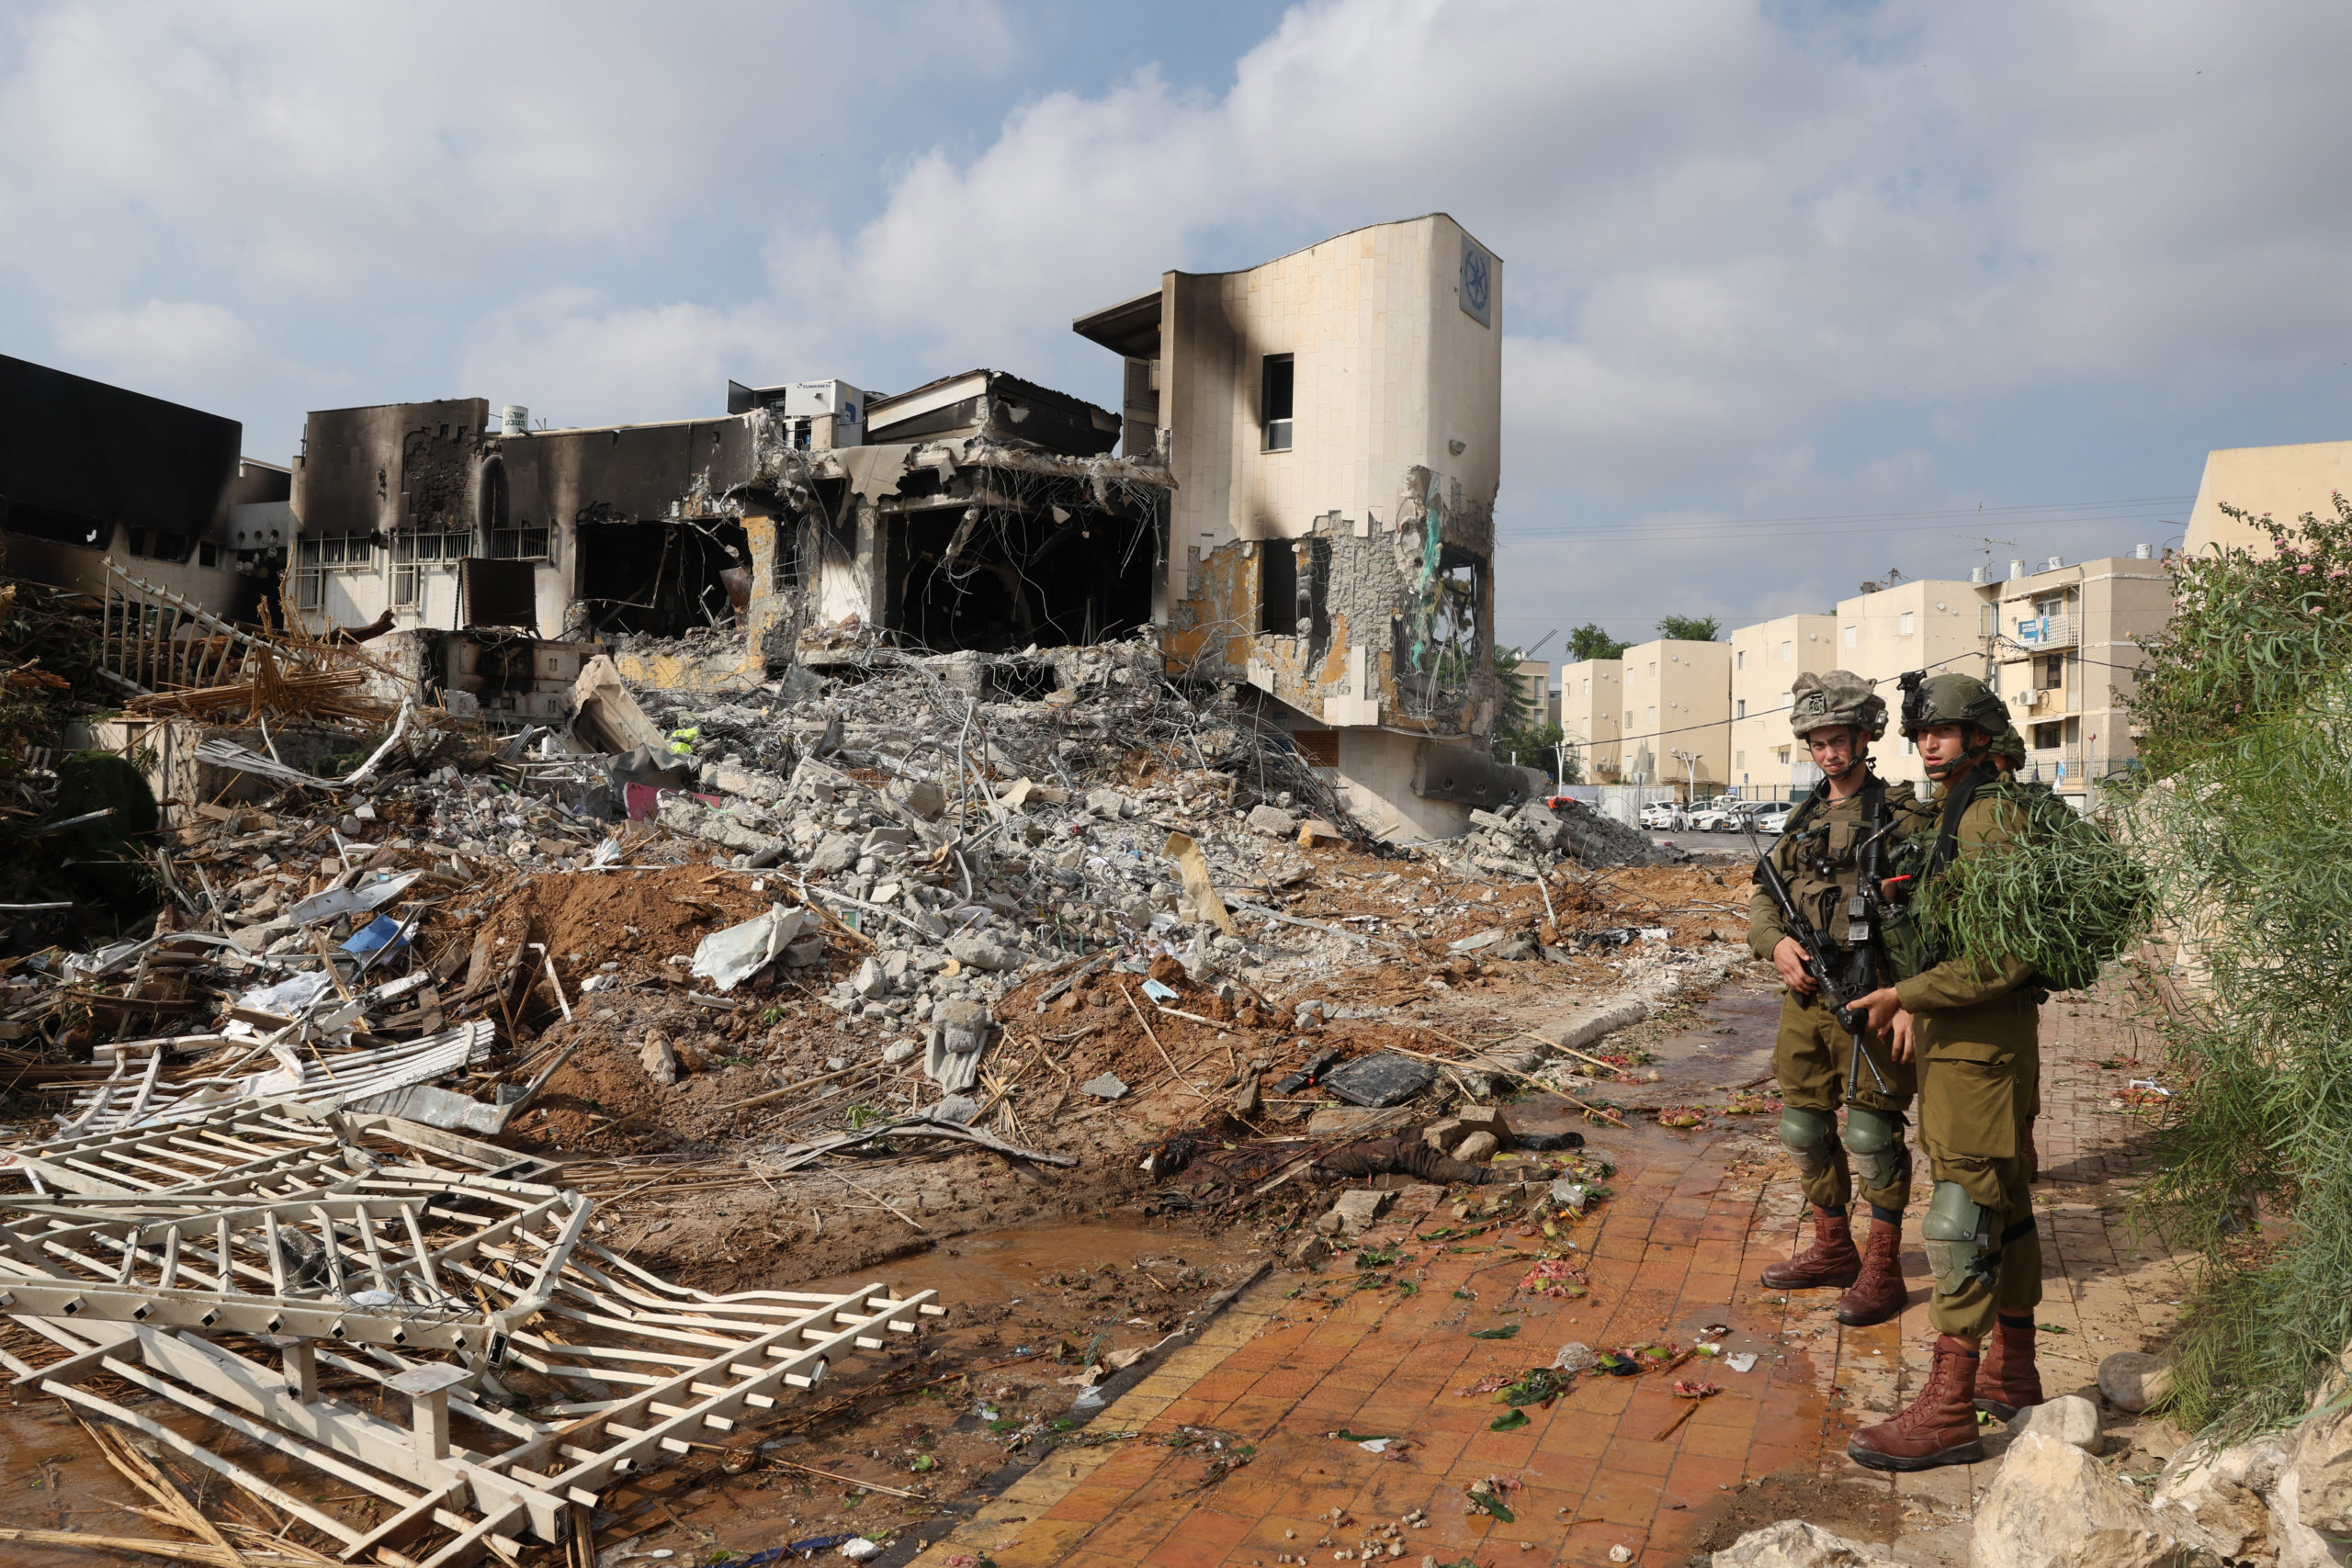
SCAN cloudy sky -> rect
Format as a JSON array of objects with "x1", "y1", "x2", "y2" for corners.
[{"x1": 5, "y1": 0, "x2": 2347, "y2": 646}]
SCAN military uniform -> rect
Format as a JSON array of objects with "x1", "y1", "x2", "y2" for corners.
[
  {"x1": 1747, "y1": 784, "x2": 1921, "y2": 1212},
  {"x1": 1746, "y1": 671, "x2": 1917, "y2": 1328},
  {"x1": 1849, "y1": 673, "x2": 2049, "y2": 1474}
]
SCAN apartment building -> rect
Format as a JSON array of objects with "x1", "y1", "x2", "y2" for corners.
[
  {"x1": 1556, "y1": 657, "x2": 1623, "y2": 777},
  {"x1": 1728, "y1": 614, "x2": 1835, "y2": 795},
  {"x1": 1829, "y1": 579, "x2": 1988, "y2": 788},
  {"x1": 1511, "y1": 659, "x2": 1551, "y2": 726},
  {"x1": 1619, "y1": 638, "x2": 1732, "y2": 791},
  {"x1": 2185, "y1": 438, "x2": 2352, "y2": 558},
  {"x1": 1989, "y1": 550, "x2": 2170, "y2": 803}
]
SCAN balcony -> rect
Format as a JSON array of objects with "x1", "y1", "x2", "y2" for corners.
[{"x1": 2012, "y1": 613, "x2": 2076, "y2": 649}]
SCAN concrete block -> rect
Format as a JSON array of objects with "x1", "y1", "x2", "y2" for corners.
[{"x1": 1453, "y1": 1131, "x2": 1500, "y2": 1162}]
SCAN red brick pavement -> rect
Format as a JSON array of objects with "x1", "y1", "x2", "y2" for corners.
[{"x1": 915, "y1": 986, "x2": 2183, "y2": 1568}]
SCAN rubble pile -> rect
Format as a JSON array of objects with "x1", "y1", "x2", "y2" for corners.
[
  {"x1": 0, "y1": 609, "x2": 1756, "y2": 1564},
  {"x1": 1450, "y1": 797, "x2": 1686, "y2": 879}
]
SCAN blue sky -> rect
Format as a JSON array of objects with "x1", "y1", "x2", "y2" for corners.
[{"x1": 5, "y1": 1, "x2": 2347, "y2": 644}]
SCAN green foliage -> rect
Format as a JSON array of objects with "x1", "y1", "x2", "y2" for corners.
[
  {"x1": 1489, "y1": 644, "x2": 1571, "y2": 778},
  {"x1": 1911, "y1": 784, "x2": 2150, "y2": 994},
  {"x1": 1655, "y1": 614, "x2": 1721, "y2": 642},
  {"x1": 2129, "y1": 496, "x2": 2352, "y2": 777},
  {"x1": 1566, "y1": 622, "x2": 1629, "y2": 661},
  {"x1": 2129, "y1": 671, "x2": 2352, "y2": 1434},
  {"x1": 1490, "y1": 643, "x2": 1539, "y2": 737}
]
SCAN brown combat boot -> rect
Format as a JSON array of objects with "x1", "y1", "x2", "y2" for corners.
[
  {"x1": 1974, "y1": 1318, "x2": 2045, "y2": 1419},
  {"x1": 1848, "y1": 1335, "x2": 1986, "y2": 1472},
  {"x1": 1835, "y1": 1219, "x2": 1907, "y2": 1327},
  {"x1": 1760, "y1": 1206, "x2": 1861, "y2": 1291}
]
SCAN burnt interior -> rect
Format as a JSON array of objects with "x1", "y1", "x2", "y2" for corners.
[
  {"x1": 861, "y1": 470, "x2": 1162, "y2": 655},
  {"x1": 574, "y1": 519, "x2": 752, "y2": 638}
]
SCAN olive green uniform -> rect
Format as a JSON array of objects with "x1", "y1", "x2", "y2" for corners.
[
  {"x1": 1748, "y1": 779, "x2": 1920, "y2": 1213},
  {"x1": 1894, "y1": 786, "x2": 2043, "y2": 1338}
]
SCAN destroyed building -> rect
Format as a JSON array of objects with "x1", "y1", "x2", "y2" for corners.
[
  {"x1": 288, "y1": 369, "x2": 1166, "y2": 721},
  {"x1": 0, "y1": 353, "x2": 291, "y2": 623},
  {"x1": 1073, "y1": 212, "x2": 1512, "y2": 840},
  {"x1": 285, "y1": 214, "x2": 1513, "y2": 840}
]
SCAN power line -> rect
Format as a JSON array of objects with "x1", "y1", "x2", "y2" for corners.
[{"x1": 1496, "y1": 493, "x2": 2191, "y2": 546}]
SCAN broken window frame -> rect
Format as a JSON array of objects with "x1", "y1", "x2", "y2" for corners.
[{"x1": 1261, "y1": 353, "x2": 1295, "y2": 452}]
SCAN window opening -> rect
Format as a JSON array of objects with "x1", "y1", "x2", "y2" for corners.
[{"x1": 1261, "y1": 354, "x2": 1294, "y2": 452}]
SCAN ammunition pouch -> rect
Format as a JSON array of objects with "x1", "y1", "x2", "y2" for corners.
[{"x1": 1777, "y1": 1107, "x2": 1837, "y2": 1179}]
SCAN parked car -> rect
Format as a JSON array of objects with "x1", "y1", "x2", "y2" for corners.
[
  {"x1": 1639, "y1": 801, "x2": 1681, "y2": 829},
  {"x1": 1744, "y1": 800, "x2": 1796, "y2": 835},
  {"x1": 1689, "y1": 802, "x2": 1745, "y2": 831}
]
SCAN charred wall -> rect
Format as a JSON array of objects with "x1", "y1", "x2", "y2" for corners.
[{"x1": 0, "y1": 354, "x2": 243, "y2": 555}]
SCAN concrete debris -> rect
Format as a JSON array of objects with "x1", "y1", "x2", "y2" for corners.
[
  {"x1": 1972, "y1": 1431, "x2": 2196, "y2": 1568},
  {"x1": 1712, "y1": 1521, "x2": 1904, "y2": 1568},
  {"x1": 2098, "y1": 1349, "x2": 2175, "y2": 1413},
  {"x1": 1455, "y1": 798, "x2": 1684, "y2": 874},
  {"x1": 2018, "y1": 1393, "x2": 2104, "y2": 1453},
  {"x1": 0, "y1": 571, "x2": 1747, "y2": 1566}
]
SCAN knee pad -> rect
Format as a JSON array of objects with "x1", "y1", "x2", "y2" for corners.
[
  {"x1": 1777, "y1": 1107, "x2": 1837, "y2": 1179},
  {"x1": 1921, "y1": 1180, "x2": 1994, "y2": 1294},
  {"x1": 1840, "y1": 1107, "x2": 1912, "y2": 1192}
]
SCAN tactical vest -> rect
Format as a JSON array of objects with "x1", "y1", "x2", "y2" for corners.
[{"x1": 1772, "y1": 774, "x2": 1912, "y2": 951}]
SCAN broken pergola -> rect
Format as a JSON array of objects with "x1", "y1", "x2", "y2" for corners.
[{"x1": 0, "y1": 1100, "x2": 944, "y2": 1567}]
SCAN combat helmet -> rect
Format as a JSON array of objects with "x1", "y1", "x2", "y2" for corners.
[
  {"x1": 1898, "y1": 671, "x2": 2011, "y2": 739},
  {"x1": 1788, "y1": 669, "x2": 1886, "y2": 740},
  {"x1": 1987, "y1": 724, "x2": 2027, "y2": 771}
]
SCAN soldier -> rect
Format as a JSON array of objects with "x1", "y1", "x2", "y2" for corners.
[
  {"x1": 1846, "y1": 673, "x2": 2045, "y2": 1472},
  {"x1": 1747, "y1": 671, "x2": 1917, "y2": 1327}
]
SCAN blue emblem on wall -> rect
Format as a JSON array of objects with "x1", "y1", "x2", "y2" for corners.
[{"x1": 1460, "y1": 236, "x2": 1494, "y2": 327}]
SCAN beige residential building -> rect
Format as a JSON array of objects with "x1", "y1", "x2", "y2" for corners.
[
  {"x1": 1988, "y1": 551, "x2": 2171, "y2": 805},
  {"x1": 1828, "y1": 579, "x2": 1988, "y2": 788},
  {"x1": 1619, "y1": 638, "x2": 1732, "y2": 791},
  {"x1": 2185, "y1": 439, "x2": 2352, "y2": 558},
  {"x1": 1511, "y1": 659, "x2": 1550, "y2": 726},
  {"x1": 1556, "y1": 658, "x2": 1623, "y2": 778},
  {"x1": 1728, "y1": 614, "x2": 1836, "y2": 795}
]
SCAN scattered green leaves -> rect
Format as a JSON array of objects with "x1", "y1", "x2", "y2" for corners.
[{"x1": 1488, "y1": 1409, "x2": 1529, "y2": 1431}]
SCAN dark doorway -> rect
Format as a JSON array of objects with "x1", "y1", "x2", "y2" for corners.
[{"x1": 575, "y1": 520, "x2": 751, "y2": 638}]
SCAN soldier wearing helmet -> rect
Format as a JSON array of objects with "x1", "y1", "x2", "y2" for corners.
[
  {"x1": 1746, "y1": 671, "x2": 1918, "y2": 1328},
  {"x1": 1845, "y1": 671, "x2": 2048, "y2": 1472}
]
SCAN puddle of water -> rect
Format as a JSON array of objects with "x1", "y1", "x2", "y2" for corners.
[
  {"x1": 0, "y1": 1395, "x2": 150, "y2": 1566},
  {"x1": 788, "y1": 1216, "x2": 1262, "y2": 1308}
]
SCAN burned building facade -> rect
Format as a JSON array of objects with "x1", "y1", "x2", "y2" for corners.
[
  {"x1": 1074, "y1": 212, "x2": 1510, "y2": 840},
  {"x1": 287, "y1": 373, "x2": 1167, "y2": 716},
  {"x1": 0, "y1": 354, "x2": 289, "y2": 621}
]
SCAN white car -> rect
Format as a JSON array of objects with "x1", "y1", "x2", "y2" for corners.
[
  {"x1": 1640, "y1": 802, "x2": 1685, "y2": 829},
  {"x1": 1744, "y1": 800, "x2": 1796, "y2": 835}
]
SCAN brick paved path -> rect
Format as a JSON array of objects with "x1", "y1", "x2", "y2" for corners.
[{"x1": 913, "y1": 984, "x2": 2188, "y2": 1568}]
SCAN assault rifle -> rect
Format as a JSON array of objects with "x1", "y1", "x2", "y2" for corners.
[{"x1": 1750, "y1": 795, "x2": 1895, "y2": 1095}]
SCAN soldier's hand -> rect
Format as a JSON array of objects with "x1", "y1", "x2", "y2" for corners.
[
  {"x1": 1772, "y1": 937, "x2": 1816, "y2": 994},
  {"x1": 1890, "y1": 1009, "x2": 1916, "y2": 1063},
  {"x1": 1856, "y1": 985, "x2": 1904, "y2": 1036}
]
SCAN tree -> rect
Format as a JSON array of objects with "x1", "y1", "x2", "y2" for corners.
[
  {"x1": 1656, "y1": 614, "x2": 1722, "y2": 642},
  {"x1": 1566, "y1": 622, "x2": 1628, "y2": 661},
  {"x1": 1489, "y1": 644, "x2": 1574, "y2": 781}
]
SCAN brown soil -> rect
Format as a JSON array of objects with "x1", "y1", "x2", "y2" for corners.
[{"x1": 1687, "y1": 1465, "x2": 1905, "y2": 1552}]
